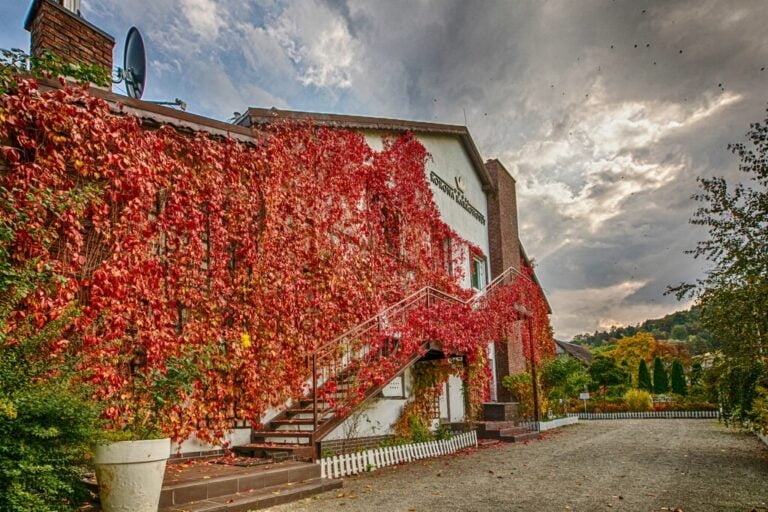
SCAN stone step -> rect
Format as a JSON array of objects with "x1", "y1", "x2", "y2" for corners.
[
  {"x1": 477, "y1": 426, "x2": 529, "y2": 440},
  {"x1": 233, "y1": 443, "x2": 315, "y2": 461},
  {"x1": 477, "y1": 420, "x2": 520, "y2": 431},
  {"x1": 160, "y1": 461, "x2": 320, "y2": 508},
  {"x1": 251, "y1": 430, "x2": 313, "y2": 439},
  {"x1": 160, "y1": 477, "x2": 342, "y2": 512},
  {"x1": 271, "y1": 418, "x2": 317, "y2": 427},
  {"x1": 286, "y1": 405, "x2": 335, "y2": 415},
  {"x1": 499, "y1": 430, "x2": 541, "y2": 443}
]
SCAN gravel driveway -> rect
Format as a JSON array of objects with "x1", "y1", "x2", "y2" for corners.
[{"x1": 270, "y1": 420, "x2": 768, "y2": 512}]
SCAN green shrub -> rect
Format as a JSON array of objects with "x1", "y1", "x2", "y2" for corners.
[
  {"x1": 637, "y1": 359, "x2": 653, "y2": 392},
  {"x1": 671, "y1": 359, "x2": 688, "y2": 396},
  {"x1": 652, "y1": 356, "x2": 669, "y2": 394},
  {"x1": 623, "y1": 389, "x2": 653, "y2": 412},
  {"x1": 434, "y1": 424, "x2": 453, "y2": 441},
  {"x1": 0, "y1": 269, "x2": 99, "y2": 510},
  {"x1": 502, "y1": 372, "x2": 534, "y2": 418}
]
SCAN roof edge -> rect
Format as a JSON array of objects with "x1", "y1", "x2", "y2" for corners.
[{"x1": 242, "y1": 107, "x2": 494, "y2": 192}]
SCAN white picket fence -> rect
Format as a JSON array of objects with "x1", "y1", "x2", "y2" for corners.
[
  {"x1": 319, "y1": 430, "x2": 478, "y2": 479},
  {"x1": 574, "y1": 410, "x2": 719, "y2": 420},
  {"x1": 520, "y1": 415, "x2": 580, "y2": 431}
]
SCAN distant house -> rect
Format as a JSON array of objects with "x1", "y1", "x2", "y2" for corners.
[{"x1": 555, "y1": 339, "x2": 593, "y2": 365}]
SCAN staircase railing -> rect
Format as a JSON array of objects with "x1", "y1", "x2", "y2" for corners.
[{"x1": 307, "y1": 264, "x2": 531, "y2": 440}]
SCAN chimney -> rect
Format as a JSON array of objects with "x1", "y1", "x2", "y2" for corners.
[
  {"x1": 24, "y1": 0, "x2": 115, "y2": 76},
  {"x1": 485, "y1": 158, "x2": 521, "y2": 279}
]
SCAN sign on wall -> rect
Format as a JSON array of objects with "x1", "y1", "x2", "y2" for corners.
[
  {"x1": 429, "y1": 172, "x2": 486, "y2": 225},
  {"x1": 380, "y1": 375, "x2": 405, "y2": 399}
]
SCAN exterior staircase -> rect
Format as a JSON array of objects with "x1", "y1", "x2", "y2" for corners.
[{"x1": 234, "y1": 265, "x2": 529, "y2": 461}]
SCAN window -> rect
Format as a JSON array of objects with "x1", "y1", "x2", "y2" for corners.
[{"x1": 470, "y1": 254, "x2": 487, "y2": 290}]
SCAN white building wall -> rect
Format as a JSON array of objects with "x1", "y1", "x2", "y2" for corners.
[
  {"x1": 321, "y1": 131, "x2": 492, "y2": 440},
  {"x1": 323, "y1": 367, "x2": 414, "y2": 441},
  {"x1": 363, "y1": 131, "x2": 491, "y2": 285}
]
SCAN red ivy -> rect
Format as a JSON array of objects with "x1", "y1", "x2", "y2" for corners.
[{"x1": 0, "y1": 80, "x2": 553, "y2": 443}]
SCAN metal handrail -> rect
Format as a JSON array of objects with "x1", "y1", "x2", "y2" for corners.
[{"x1": 307, "y1": 265, "x2": 533, "y2": 439}]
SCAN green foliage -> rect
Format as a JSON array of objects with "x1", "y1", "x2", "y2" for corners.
[
  {"x1": 669, "y1": 107, "x2": 768, "y2": 433},
  {"x1": 541, "y1": 356, "x2": 590, "y2": 415},
  {"x1": 433, "y1": 424, "x2": 453, "y2": 441},
  {"x1": 588, "y1": 355, "x2": 628, "y2": 393},
  {"x1": 406, "y1": 415, "x2": 432, "y2": 443},
  {"x1": 652, "y1": 356, "x2": 669, "y2": 394},
  {"x1": 571, "y1": 306, "x2": 717, "y2": 355},
  {"x1": 671, "y1": 359, "x2": 687, "y2": 396},
  {"x1": 670, "y1": 325, "x2": 688, "y2": 340},
  {"x1": 1, "y1": 48, "x2": 111, "y2": 95},
  {"x1": 0, "y1": 305, "x2": 98, "y2": 510},
  {"x1": 623, "y1": 389, "x2": 653, "y2": 412},
  {"x1": 501, "y1": 372, "x2": 534, "y2": 417},
  {"x1": 637, "y1": 359, "x2": 653, "y2": 392},
  {"x1": 690, "y1": 362, "x2": 703, "y2": 387}
]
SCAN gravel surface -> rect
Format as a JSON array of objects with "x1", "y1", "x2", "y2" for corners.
[{"x1": 269, "y1": 420, "x2": 768, "y2": 512}]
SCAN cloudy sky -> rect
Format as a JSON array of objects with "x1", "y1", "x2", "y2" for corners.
[{"x1": 2, "y1": 0, "x2": 767, "y2": 339}]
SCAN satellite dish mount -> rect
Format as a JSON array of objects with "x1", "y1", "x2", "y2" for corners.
[
  {"x1": 115, "y1": 27, "x2": 146, "y2": 99},
  {"x1": 113, "y1": 27, "x2": 186, "y2": 110}
]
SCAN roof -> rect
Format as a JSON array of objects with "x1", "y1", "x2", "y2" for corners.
[
  {"x1": 555, "y1": 340, "x2": 593, "y2": 364},
  {"x1": 238, "y1": 107, "x2": 494, "y2": 192}
]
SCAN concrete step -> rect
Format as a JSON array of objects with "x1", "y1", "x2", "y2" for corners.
[
  {"x1": 251, "y1": 430, "x2": 313, "y2": 439},
  {"x1": 477, "y1": 420, "x2": 520, "y2": 431},
  {"x1": 160, "y1": 477, "x2": 342, "y2": 512},
  {"x1": 160, "y1": 461, "x2": 320, "y2": 508},
  {"x1": 233, "y1": 443, "x2": 315, "y2": 461},
  {"x1": 477, "y1": 425, "x2": 530, "y2": 440},
  {"x1": 498, "y1": 430, "x2": 541, "y2": 443}
]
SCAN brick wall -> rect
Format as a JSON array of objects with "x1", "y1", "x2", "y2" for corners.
[
  {"x1": 27, "y1": 0, "x2": 114, "y2": 73},
  {"x1": 319, "y1": 435, "x2": 393, "y2": 456},
  {"x1": 485, "y1": 159, "x2": 521, "y2": 279},
  {"x1": 486, "y1": 159, "x2": 528, "y2": 399}
]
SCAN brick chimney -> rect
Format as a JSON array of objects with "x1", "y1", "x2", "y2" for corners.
[
  {"x1": 24, "y1": 0, "x2": 115, "y2": 75},
  {"x1": 485, "y1": 158, "x2": 526, "y2": 401},
  {"x1": 485, "y1": 158, "x2": 521, "y2": 278}
]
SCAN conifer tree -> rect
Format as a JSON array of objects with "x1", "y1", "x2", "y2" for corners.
[
  {"x1": 671, "y1": 359, "x2": 687, "y2": 395},
  {"x1": 637, "y1": 359, "x2": 653, "y2": 392},
  {"x1": 653, "y1": 356, "x2": 669, "y2": 394}
]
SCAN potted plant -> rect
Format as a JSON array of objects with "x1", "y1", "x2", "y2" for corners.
[{"x1": 93, "y1": 352, "x2": 199, "y2": 512}]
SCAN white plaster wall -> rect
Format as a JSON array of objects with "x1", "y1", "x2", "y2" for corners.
[
  {"x1": 363, "y1": 130, "x2": 491, "y2": 287},
  {"x1": 173, "y1": 428, "x2": 251, "y2": 456},
  {"x1": 323, "y1": 367, "x2": 414, "y2": 441},
  {"x1": 323, "y1": 364, "x2": 469, "y2": 441}
]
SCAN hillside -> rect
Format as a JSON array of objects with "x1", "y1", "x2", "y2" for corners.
[{"x1": 571, "y1": 306, "x2": 719, "y2": 355}]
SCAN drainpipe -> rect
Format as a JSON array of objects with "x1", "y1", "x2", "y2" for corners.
[{"x1": 515, "y1": 305, "x2": 540, "y2": 423}]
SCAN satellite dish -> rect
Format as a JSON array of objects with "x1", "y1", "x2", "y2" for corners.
[{"x1": 123, "y1": 27, "x2": 146, "y2": 99}]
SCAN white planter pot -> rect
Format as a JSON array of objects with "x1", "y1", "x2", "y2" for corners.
[{"x1": 94, "y1": 438, "x2": 170, "y2": 512}]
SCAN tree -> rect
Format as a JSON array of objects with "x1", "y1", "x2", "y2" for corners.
[
  {"x1": 637, "y1": 359, "x2": 653, "y2": 392},
  {"x1": 653, "y1": 356, "x2": 669, "y2": 394},
  {"x1": 690, "y1": 362, "x2": 703, "y2": 387},
  {"x1": 669, "y1": 107, "x2": 768, "y2": 430},
  {"x1": 608, "y1": 332, "x2": 658, "y2": 382},
  {"x1": 671, "y1": 359, "x2": 688, "y2": 396},
  {"x1": 589, "y1": 356, "x2": 628, "y2": 394},
  {"x1": 670, "y1": 324, "x2": 689, "y2": 340}
]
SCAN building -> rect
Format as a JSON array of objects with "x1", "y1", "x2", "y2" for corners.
[
  {"x1": 555, "y1": 339, "x2": 593, "y2": 365},
  {"x1": 23, "y1": 0, "x2": 553, "y2": 458}
]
